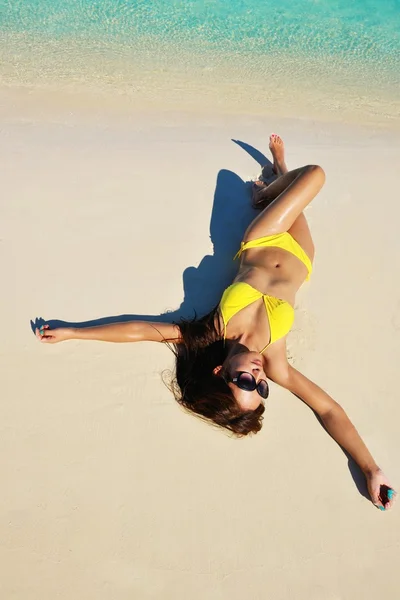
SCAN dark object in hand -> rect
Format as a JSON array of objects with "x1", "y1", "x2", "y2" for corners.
[{"x1": 379, "y1": 484, "x2": 392, "y2": 506}]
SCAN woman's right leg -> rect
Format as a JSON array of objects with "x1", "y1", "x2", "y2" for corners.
[{"x1": 252, "y1": 134, "x2": 290, "y2": 208}]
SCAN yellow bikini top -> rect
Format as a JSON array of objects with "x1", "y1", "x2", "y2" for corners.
[{"x1": 219, "y1": 282, "x2": 294, "y2": 353}]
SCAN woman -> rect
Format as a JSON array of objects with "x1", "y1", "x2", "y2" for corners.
[{"x1": 36, "y1": 134, "x2": 396, "y2": 511}]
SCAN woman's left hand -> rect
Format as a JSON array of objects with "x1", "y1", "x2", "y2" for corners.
[{"x1": 366, "y1": 468, "x2": 396, "y2": 511}]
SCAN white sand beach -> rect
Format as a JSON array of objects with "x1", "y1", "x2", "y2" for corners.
[{"x1": 1, "y1": 86, "x2": 400, "y2": 599}]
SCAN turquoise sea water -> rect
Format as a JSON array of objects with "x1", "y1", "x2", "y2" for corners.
[
  {"x1": 1, "y1": 0, "x2": 399, "y2": 121},
  {"x1": 2, "y1": 0, "x2": 399, "y2": 59}
]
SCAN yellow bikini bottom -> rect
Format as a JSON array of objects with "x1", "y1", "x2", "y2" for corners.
[{"x1": 234, "y1": 231, "x2": 313, "y2": 280}]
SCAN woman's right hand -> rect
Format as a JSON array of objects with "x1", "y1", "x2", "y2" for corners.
[{"x1": 35, "y1": 324, "x2": 73, "y2": 344}]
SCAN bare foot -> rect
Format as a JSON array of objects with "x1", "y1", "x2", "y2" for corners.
[
  {"x1": 251, "y1": 180, "x2": 269, "y2": 208},
  {"x1": 253, "y1": 180, "x2": 267, "y2": 190},
  {"x1": 269, "y1": 133, "x2": 288, "y2": 176}
]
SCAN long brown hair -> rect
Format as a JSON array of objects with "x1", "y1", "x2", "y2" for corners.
[{"x1": 165, "y1": 307, "x2": 265, "y2": 437}]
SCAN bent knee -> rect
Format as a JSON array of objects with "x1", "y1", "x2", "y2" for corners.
[{"x1": 305, "y1": 164, "x2": 326, "y2": 182}]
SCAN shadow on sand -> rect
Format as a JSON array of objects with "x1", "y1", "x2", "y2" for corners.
[{"x1": 32, "y1": 140, "x2": 264, "y2": 331}]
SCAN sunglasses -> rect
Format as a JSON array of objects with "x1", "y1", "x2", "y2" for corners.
[{"x1": 225, "y1": 371, "x2": 269, "y2": 399}]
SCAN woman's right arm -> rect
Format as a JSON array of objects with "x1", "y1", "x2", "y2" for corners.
[{"x1": 35, "y1": 321, "x2": 182, "y2": 344}]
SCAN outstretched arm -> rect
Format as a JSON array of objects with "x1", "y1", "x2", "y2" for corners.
[
  {"x1": 35, "y1": 321, "x2": 182, "y2": 344},
  {"x1": 265, "y1": 354, "x2": 396, "y2": 510}
]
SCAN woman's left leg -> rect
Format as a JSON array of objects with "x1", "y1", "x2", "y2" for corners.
[{"x1": 247, "y1": 135, "x2": 317, "y2": 260}]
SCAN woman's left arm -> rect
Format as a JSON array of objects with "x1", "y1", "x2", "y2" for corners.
[{"x1": 267, "y1": 361, "x2": 396, "y2": 510}]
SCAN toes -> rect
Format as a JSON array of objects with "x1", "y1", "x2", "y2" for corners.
[{"x1": 269, "y1": 133, "x2": 283, "y2": 146}]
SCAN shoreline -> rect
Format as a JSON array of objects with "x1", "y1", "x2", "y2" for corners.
[{"x1": 1, "y1": 32, "x2": 399, "y2": 130}]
